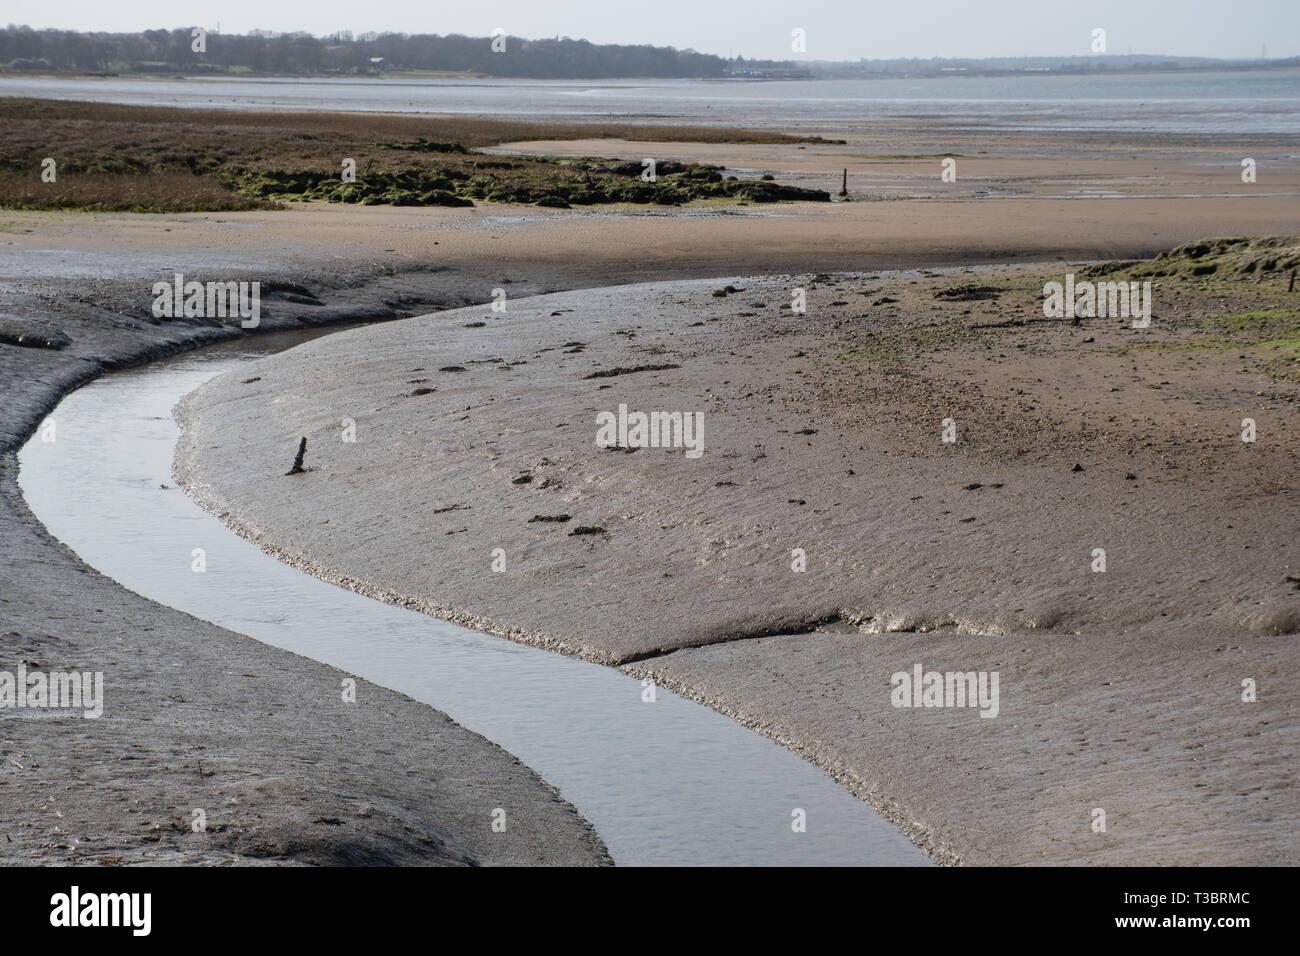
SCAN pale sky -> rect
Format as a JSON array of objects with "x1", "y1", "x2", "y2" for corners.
[{"x1": 9, "y1": 0, "x2": 1298, "y2": 61}]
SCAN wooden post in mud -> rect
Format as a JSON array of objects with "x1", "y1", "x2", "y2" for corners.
[
  {"x1": 286, "y1": 437, "x2": 307, "y2": 475},
  {"x1": 839, "y1": 168, "x2": 848, "y2": 198}
]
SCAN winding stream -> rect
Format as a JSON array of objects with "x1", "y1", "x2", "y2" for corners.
[{"x1": 17, "y1": 328, "x2": 927, "y2": 866}]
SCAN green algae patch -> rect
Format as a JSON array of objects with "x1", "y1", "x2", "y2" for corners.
[
  {"x1": 224, "y1": 154, "x2": 829, "y2": 209},
  {"x1": 1083, "y1": 237, "x2": 1300, "y2": 281}
]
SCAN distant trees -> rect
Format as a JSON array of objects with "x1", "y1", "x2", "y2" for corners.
[
  {"x1": 7, "y1": 26, "x2": 1272, "y2": 80},
  {"x1": 0, "y1": 26, "x2": 746, "y2": 78}
]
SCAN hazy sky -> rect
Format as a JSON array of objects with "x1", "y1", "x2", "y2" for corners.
[{"x1": 11, "y1": 0, "x2": 1298, "y2": 61}]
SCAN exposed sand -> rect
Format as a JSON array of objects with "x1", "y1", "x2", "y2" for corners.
[
  {"x1": 0, "y1": 267, "x2": 609, "y2": 865},
  {"x1": 176, "y1": 261, "x2": 1298, "y2": 865},
  {"x1": 489, "y1": 126, "x2": 1300, "y2": 204},
  {"x1": 5, "y1": 124, "x2": 1299, "y2": 288}
]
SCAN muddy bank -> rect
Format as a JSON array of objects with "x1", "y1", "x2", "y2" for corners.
[
  {"x1": 0, "y1": 265, "x2": 609, "y2": 865},
  {"x1": 176, "y1": 248, "x2": 1298, "y2": 864}
]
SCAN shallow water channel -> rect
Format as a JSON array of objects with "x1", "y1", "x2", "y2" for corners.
[{"x1": 18, "y1": 328, "x2": 927, "y2": 866}]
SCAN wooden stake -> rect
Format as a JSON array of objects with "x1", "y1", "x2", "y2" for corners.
[{"x1": 286, "y1": 437, "x2": 307, "y2": 475}]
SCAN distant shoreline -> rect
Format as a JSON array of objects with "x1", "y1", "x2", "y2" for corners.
[{"x1": 4, "y1": 62, "x2": 1300, "y2": 82}]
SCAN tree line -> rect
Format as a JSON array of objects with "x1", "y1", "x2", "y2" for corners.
[
  {"x1": 0, "y1": 26, "x2": 774, "y2": 78},
  {"x1": 4, "y1": 26, "x2": 1286, "y2": 80}
]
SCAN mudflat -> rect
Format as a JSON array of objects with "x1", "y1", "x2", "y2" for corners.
[
  {"x1": 175, "y1": 239, "x2": 1300, "y2": 865},
  {"x1": 3, "y1": 111, "x2": 1298, "y2": 865},
  {"x1": 0, "y1": 266, "x2": 610, "y2": 865}
]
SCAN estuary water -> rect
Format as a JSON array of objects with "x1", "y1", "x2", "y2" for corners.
[{"x1": 2, "y1": 69, "x2": 1298, "y2": 133}]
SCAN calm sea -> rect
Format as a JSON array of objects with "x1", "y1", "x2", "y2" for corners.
[{"x1": 2, "y1": 69, "x2": 1298, "y2": 134}]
